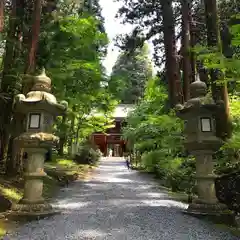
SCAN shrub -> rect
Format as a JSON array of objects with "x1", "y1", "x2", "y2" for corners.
[
  {"x1": 141, "y1": 150, "x2": 196, "y2": 192},
  {"x1": 75, "y1": 142, "x2": 101, "y2": 165}
]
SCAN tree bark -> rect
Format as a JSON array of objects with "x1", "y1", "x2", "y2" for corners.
[
  {"x1": 181, "y1": 0, "x2": 192, "y2": 102},
  {"x1": 0, "y1": 0, "x2": 18, "y2": 163},
  {"x1": 189, "y1": 7, "x2": 196, "y2": 83},
  {"x1": 0, "y1": 0, "x2": 4, "y2": 32},
  {"x1": 5, "y1": 113, "x2": 24, "y2": 176},
  {"x1": 7, "y1": 0, "x2": 42, "y2": 174},
  {"x1": 58, "y1": 115, "x2": 67, "y2": 156},
  {"x1": 25, "y1": 0, "x2": 42, "y2": 74},
  {"x1": 161, "y1": 0, "x2": 182, "y2": 107},
  {"x1": 23, "y1": 0, "x2": 42, "y2": 94},
  {"x1": 4, "y1": 0, "x2": 26, "y2": 175},
  {"x1": 68, "y1": 114, "x2": 75, "y2": 156},
  {"x1": 204, "y1": 0, "x2": 231, "y2": 140}
]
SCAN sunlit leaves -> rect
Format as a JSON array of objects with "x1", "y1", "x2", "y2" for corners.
[
  {"x1": 109, "y1": 43, "x2": 153, "y2": 104},
  {"x1": 42, "y1": 13, "x2": 108, "y2": 107},
  {"x1": 193, "y1": 15, "x2": 240, "y2": 84},
  {"x1": 123, "y1": 76, "x2": 183, "y2": 155},
  {"x1": 41, "y1": 0, "x2": 116, "y2": 150},
  {"x1": 230, "y1": 14, "x2": 240, "y2": 47},
  {"x1": 122, "y1": 76, "x2": 190, "y2": 190}
]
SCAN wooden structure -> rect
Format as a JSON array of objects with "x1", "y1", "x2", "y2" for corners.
[{"x1": 90, "y1": 104, "x2": 134, "y2": 157}]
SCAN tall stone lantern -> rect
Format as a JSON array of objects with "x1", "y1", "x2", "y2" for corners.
[
  {"x1": 11, "y1": 69, "x2": 68, "y2": 217},
  {"x1": 176, "y1": 76, "x2": 229, "y2": 216}
]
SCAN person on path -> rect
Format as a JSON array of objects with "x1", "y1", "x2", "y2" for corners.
[
  {"x1": 125, "y1": 157, "x2": 130, "y2": 170},
  {"x1": 109, "y1": 149, "x2": 113, "y2": 157}
]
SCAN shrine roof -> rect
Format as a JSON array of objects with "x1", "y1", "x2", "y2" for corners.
[
  {"x1": 112, "y1": 104, "x2": 135, "y2": 118},
  {"x1": 88, "y1": 104, "x2": 135, "y2": 119}
]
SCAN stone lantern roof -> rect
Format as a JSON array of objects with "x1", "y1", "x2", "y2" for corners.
[
  {"x1": 14, "y1": 69, "x2": 68, "y2": 115},
  {"x1": 185, "y1": 75, "x2": 210, "y2": 108},
  {"x1": 176, "y1": 74, "x2": 216, "y2": 116}
]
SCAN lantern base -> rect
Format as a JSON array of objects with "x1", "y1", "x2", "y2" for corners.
[
  {"x1": 182, "y1": 202, "x2": 236, "y2": 225},
  {"x1": 9, "y1": 202, "x2": 60, "y2": 220}
]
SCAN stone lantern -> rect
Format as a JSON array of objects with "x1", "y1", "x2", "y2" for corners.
[
  {"x1": 176, "y1": 76, "x2": 229, "y2": 216},
  {"x1": 11, "y1": 69, "x2": 68, "y2": 217}
]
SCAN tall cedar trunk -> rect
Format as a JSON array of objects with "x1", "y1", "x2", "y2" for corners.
[
  {"x1": 181, "y1": 0, "x2": 191, "y2": 102},
  {"x1": 189, "y1": 7, "x2": 196, "y2": 83},
  {"x1": 0, "y1": 0, "x2": 4, "y2": 32},
  {"x1": 7, "y1": 0, "x2": 42, "y2": 174},
  {"x1": 58, "y1": 115, "x2": 67, "y2": 156},
  {"x1": 204, "y1": 0, "x2": 231, "y2": 140},
  {"x1": 161, "y1": 0, "x2": 182, "y2": 107},
  {"x1": 6, "y1": 112, "x2": 25, "y2": 176},
  {"x1": 5, "y1": 0, "x2": 26, "y2": 175},
  {"x1": 58, "y1": 138, "x2": 65, "y2": 156},
  {"x1": 23, "y1": 0, "x2": 42, "y2": 94},
  {"x1": 68, "y1": 114, "x2": 75, "y2": 156},
  {"x1": 25, "y1": 0, "x2": 42, "y2": 74},
  {"x1": 0, "y1": 0, "x2": 18, "y2": 163},
  {"x1": 75, "y1": 119, "x2": 81, "y2": 148}
]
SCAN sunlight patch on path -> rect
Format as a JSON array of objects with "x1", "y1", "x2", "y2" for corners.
[
  {"x1": 52, "y1": 201, "x2": 90, "y2": 210},
  {"x1": 73, "y1": 229, "x2": 108, "y2": 239}
]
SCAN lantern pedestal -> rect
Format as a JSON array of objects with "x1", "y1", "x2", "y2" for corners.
[
  {"x1": 10, "y1": 146, "x2": 57, "y2": 218},
  {"x1": 20, "y1": 148, "x2": 47, "y2": 204},
  {"x1": 176, "y1": 77, "x2": 235, "y2": 224},
  {"x1": 183, "y1": 150, "x2": 231, "y2": 220},
  {"x1": 194, "y1": 150, "x2": 218, "y2": 204}
]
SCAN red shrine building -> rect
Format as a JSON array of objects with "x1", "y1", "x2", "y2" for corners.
[{"x1": 90, "y1": 104, "x2": 134, "y2": 157}]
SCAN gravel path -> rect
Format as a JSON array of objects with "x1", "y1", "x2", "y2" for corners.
[{"x1": 6, "y1": 157, "x2": 239, "y2": 240}]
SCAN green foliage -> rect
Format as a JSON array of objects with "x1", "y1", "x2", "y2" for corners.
[
  {"x1": 216, "y1": 97, "x2": 240, "y2": 174},
  {"x1": 193, "y1": 13, "x2": 240, "y2": 174},
  {"x1": 75, "y1": 141, "x2": 101, "y2": 165},
  {"x1": 109, "y1": 43, "x2": 153, "y2": 104},
  {"x1": 40, "y1": 14, "x2": 108, "y2": 104},
  {"x1": 231, "y1": 15, "x2": 240, "y2": 47},
  {"x1": 123, "y1": 76, "x2": 195, "y2": 192},
  {"x1": 0, "y1": 0, "x2": 112, "y2": 160},
  {"x1": 36, "y1": 2, "x2": 117, "y2": 153}
]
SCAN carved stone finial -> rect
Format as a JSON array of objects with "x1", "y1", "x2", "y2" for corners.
[
  {"x1": 41, "y1": 67, "x2": 46, "y2": 76},
  {"x1": 190, "y1": 74, "x2": 207, "y2": 98},
  {"x1": 31, "y1": 68, "x2": 52, "y2": 93}
]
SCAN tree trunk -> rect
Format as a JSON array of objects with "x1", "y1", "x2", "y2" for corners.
[
  {"x1": 58, "y1": 138, "x2": 65, "y2": 156},
  {"x1": 58, "y1": 115, "x2": 67, "y2": 156},
  {"x1": 74, "y1": 119, "x2": 82, "y2": 153},
  {"x1": 189, "y1": 5, "x2": 196, "y2": 83},
  {"x1": 68, "y1": 114, "x2": 75, "y2": 156},
  {"x1": 181, "y1": 0, "x2": 192, "y2": 102},
  {"x1": 5, "y1": 113, "x2": 24, "y2": 176},
  {"x1": 5, "y1": 0, "x2": 26, "y2": 175},
  {"x1": 204, "y1": 0, "x2": 231, "y2": 140},
  {"x1": 25, "y1": 0, "x2": 42, "y2": 73},
  {"x1": 23, "y1": 0, "x2": 42, "y2": 94},
  {"x1": 0, "y1": 0, "x2": 18, "y2": 163},
  {"x1": 0, "y1": 0, "x2": 4, "y2": 32},
  {"x1": 160, "y1": 0, "x2": 182, "y2": 107},
  {"x1": 8, "y1": 0, "x2": 42, "y2": 174}
]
